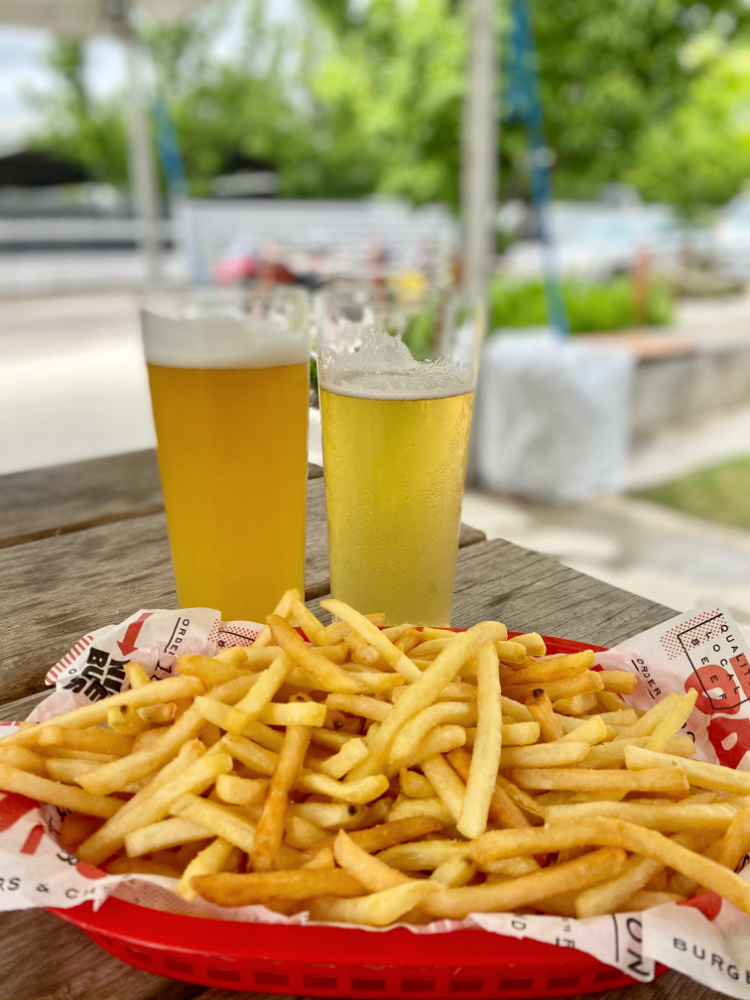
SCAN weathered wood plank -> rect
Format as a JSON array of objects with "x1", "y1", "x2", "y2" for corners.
[
  {"x1": 0, "y1": 450, "x2": 163, "y2": 548},
  {"x1": 0, "y1": 479, "x2": 481, "y2": 704},
  {"x1": 309, "y1": 536, "x2": 672, "y2": 648},
  {"x1": 0, "y1": 450, "x2": 324, "y2": 550},
  {"x1": 0, "y1": 908, "x2": 203, "y2": 1000}
]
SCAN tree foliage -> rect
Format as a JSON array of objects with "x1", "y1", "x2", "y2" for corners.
[
  {"x1": 626, "y1": 44, "x2": 750, "y2": 214},
  {"x1": 22, "y1": 0, "x2": 750, "y2": 213},
  {"x1": 526, "y1": 0, "x2": 750, "y2": 201}
]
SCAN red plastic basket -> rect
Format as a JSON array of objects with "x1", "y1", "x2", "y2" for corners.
[{"x1": 49, "y1": 633, "x2": 661, "y2": 997}]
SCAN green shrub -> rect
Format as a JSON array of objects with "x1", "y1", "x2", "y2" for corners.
[{"x1": 489, "y1": 277, "x2": 673, "y2": 334}]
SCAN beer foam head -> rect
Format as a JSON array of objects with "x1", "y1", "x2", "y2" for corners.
[
  {"x1": 142, "y1": 296, "x2": 308, "y2": 369},
  {"x1": 319, "y1": 329, "x2": 474, "y2": 399}
]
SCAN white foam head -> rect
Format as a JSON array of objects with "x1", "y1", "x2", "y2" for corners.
[
  {"x1": 142, "y1": 291, "x2": 308, "y2": 369},
  {"x1": 319, "y1": 329, "x2": 474, "y2": 399}
]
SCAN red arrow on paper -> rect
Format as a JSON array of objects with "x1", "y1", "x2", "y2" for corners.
[{"x1": 117, "y1": 612, "x2": 153, "y2": 656}]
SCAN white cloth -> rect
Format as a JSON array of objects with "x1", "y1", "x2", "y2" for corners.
[{"x1": 476, "y1": 330, "x2": 635, "y2": 503}]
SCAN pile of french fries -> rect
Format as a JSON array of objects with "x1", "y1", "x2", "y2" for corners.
[{"x1": 3, "y1": 588, "x2": 750, "y2": 927}]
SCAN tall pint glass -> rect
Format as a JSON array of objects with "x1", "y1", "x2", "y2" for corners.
[
  {"x1": 318, "y1": 291, "x2": 483, "y2": 626},
  {"x1": 141, "y1": 288, "x2": 309, "y2": 621}
]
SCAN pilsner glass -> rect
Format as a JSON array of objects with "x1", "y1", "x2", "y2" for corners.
[
  {"x1": 317, "y1": 290, "x2": 484, "y2": 626},
  {"x1": 141, "y1": 288, "x2": 309, "y2": 622}
]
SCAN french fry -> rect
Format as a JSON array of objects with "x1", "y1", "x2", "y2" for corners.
[
  {"x1": 0, "y1": 745, "x2": 49, "y2": 777},
  {"x1": 498, "y1": 742, "x2": 590, "y2": 768},
  {"x1": 106, "y1": 856, "x2": 182, "y2": 878},
  {"x1": 544, "y1": 800, "x2": 736, "y2": 831},
  {"x1": 257, "y1": 702, "x2": 327, "y2": 727},
  {"x1": 334, "y1": 830, "x2": 409, "y2": 890},
  {"x1": 377, "y1": 840, "x2": 471, "y2": 871},
  {"x1": 59, "y1": 812, "x2": 102, "y2": 851},
  {"x1": 553, "y1": 693, "x2": 599, "y2": 716},
  {"x1": 177, "y1": 837, "x2": 241, "y2": 902},
  {"x1": 215, "y1": 774, "x2": 270, "y2": 806},
  {"x1": 624, "y1": 745, "x2": 750, "y2": 794},
  {"x1": 719, "y1": 805, "x2": 750, "y2": 871},
  {"x1": 557, "y1": 716, "x2": 608, "y2": 746},
  {"x1": 421, "y1": 754, "x2": 467, "y2": 824},
  {"x1": 291, "y1": 802, "x2": 369, "y2": 830},
  {"x1": 447, "y1": 748, "x2": 532, "y2": 829},
  {"x1": 251, "y1": 725, "x2": 311, "y2": 871},
  {"x1": 303, "y1": 773, "x2": 390, "y2": 804},
  {"x1": 77, "y1": 744, "x2": 229, "y2": 865},
  {"x1": 431, "y1": 855, "x2": 476, "y2": 887},
  {"x1": 349, "y1": 621, "x2": 507, "y2": 780},
  {"x1": 320, "y1": 599, "x2": 421, "y2": 682},
  {"x1": 399, "y1": 768, "x2": 434, "y2": 799},
  {"x1": 456, "y1": 642, "x2": 501, "y2": 839},
  {"x1": 313, "y1": 881, "x2": 440, "y2": 926},
  {"x1": 506, "y1": 673, "x2": 603, "y2": 704},
  {"x1": 512, "y1": 767, "x2": 690, "y2": 794},
  {"x1": 170, "y1": 794, "x2": 260, "y2": 857},
  {"x1": 252, "y1": 588, "x2": 300, "y2": 648},
  {"x1": 513, "y1": 633, "x2": 546, "y2": 657},
  {"x1": 2, "y1": 675, "x2": 205, "y2": 749},
  {"x1": 397, "y1": 725, "x2": 467, "y2": 770},
  {"x1": 646, "y1": 690, "x2": 698, "y2": 752},
  {"x1": 77, "y1": 704, "x2": 206, "y2": 796},
  {"x1": 291, "y1": 598, "x2": 328, "y2": 646},
  {"x1": 326, "y1": 694, "x2": 392, "y2": 724},
  {"x1": 268, "y1": 616, "x2": 364, "y2": 694},
  {"x1": 214, "y1": 646, "x2": 251, "y2": 667},
  {"x1": 507, "y1": 652, "x2": 594, "y2": 685},
  {"x1": 574, "y1": 830, "x2": 711, "y2": 918},
  {"x1": 286, "y1": 814, "x2": 329, "y2": 849},
  {"x1": 345, "y1": 630, "x2": 382, "y2": 666},
  {"x1": 524, "y1": 689, "x2": 564, "y2": 742},
  {"x1": 192, "y1": 869, "x2": 365, "y2": 905},
  {"x1": 388, "y1": 797, "x2": 454, "y2": 826},
  {"x1": 389, "y1": 703, "x2": 474, "y2": 765},
  {"x1": 305, "y1": 816, "x2": 444, "y2": 857},
  {"x1": 318, "y1": 738, "x2": 369, "y2": 779},
  {"x1": 37, "y1": 726, "x2": 134, "y2": 756},
  {"x1": 223, "y1": 652, "x2": 297, "y2": 734},
  {"x1": 18, "y1": 589, "x2": 750, "y2": 929},
  {"x1": 0, "y1": 763, "x2": 122, "y2": 819},
  {"x1": 138, "y1": 703, "x2": 177, "y2": 724},
  {"x1": 125, "y1": 817, "x2": 212, "y2": 857},
  {"x1": 421, "y1": 848, "x2": 626, "y2": 919}
]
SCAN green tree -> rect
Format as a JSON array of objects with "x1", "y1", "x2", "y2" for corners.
[
  {"x1": 302, "y1": 0, "x2": 468, "y2": 205},
  {"x1": 626, "y1": 44, "x2": 750, "y2": 215},
  {"x1": 524, "y1": 1, "x2": 750, "y2": 200},
  {"x1": 24, "y1": 0, "x2": 750, "y2": 209},
  {"x1": 25, "y1": 39, "x2": 130, "y2": 187}
]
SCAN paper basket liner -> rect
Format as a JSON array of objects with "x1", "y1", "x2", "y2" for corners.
[{"x1": 5, "y1": 604, "x2": 750, "y2": 997}]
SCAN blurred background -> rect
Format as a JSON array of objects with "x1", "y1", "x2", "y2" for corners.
[{"x1": 3, "y1": 0, "x2": 750, "y2": 635}]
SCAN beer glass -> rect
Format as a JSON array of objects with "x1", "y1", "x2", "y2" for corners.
[
  {"x1": 141, "y1": 288, "x2": 309, "y2": 621},
  {"x1": 317, "y1": 290, "x2": 484, "y2": 626}
]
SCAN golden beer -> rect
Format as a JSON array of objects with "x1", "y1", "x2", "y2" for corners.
[
  {"x1": 321, "y1": 387, "x2": 474, "y2": 625},
  {"x1": 147, "y1": 362, "x2": 308, "y2": 622}
]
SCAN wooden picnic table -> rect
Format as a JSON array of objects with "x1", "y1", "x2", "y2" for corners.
[{"x1": 0, "y1": 451, "x2": 720, "y2": 1000}]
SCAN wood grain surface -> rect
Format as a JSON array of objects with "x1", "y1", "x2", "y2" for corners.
[
  {"x1": 0, "y1": 450, "x2": 324, "y2": 550},
  {"x1": 0, "y1": 475, "x2": 483, "y2": 704}
]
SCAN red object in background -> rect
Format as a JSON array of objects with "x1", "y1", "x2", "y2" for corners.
[
  {"x1": 48, "y1": 634, "x2": 669, "y2": 997},
  {"x1": 213, "y1": 252, "x2": 260, "y2": 286}
]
